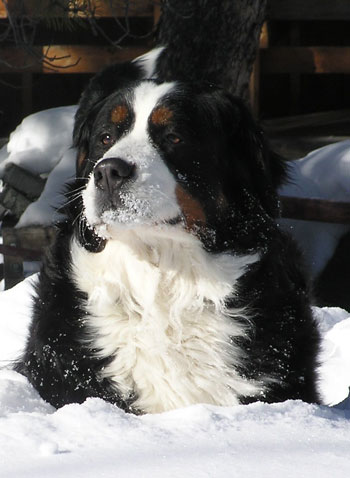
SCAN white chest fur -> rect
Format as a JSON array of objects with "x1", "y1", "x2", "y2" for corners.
[{"x1": 71, "y1": 228, "x2": 260, "y2": 413}]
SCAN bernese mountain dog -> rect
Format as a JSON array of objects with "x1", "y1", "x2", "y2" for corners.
[{"x1": 16, "y1": 48, "x2": 321, "y2": 413}]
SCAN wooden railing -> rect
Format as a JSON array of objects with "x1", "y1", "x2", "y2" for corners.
[
  {"x1": 2, "y1": 1, "x2": 350, "y2": 112},
  {"x1": 251, "y1": 0, "x2": 350, "y2": 115},
  {"x1": 0, "y1": 0, "x2": 160, "y2": 74},
  {"x1": 280, "y1": 197, "x2": 350, "y2": 225}
]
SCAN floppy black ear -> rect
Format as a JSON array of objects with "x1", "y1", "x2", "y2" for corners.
[{"x1": 219, "y1": 93, "x2": 287, "y2": 217}]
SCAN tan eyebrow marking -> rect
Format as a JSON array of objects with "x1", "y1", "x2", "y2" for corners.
[
  {"x1": 150, "y1": 106, "x2": 173, "y2": 125},
  {"x1": 111, "y1": 105, "x2": 129, "y2": 124}
]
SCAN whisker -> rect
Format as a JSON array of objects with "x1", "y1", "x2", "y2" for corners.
[
  {"x1": 66, "y1": 185, "x2": 86, "y2": 194},
  {"x1": 65, "y1": 190, "x2": 84, "y2": 202},
  {"x1": 72, "y1": 210, "x2": 83, "y2": 227},
  {"x1": 62, "y1": 196, "x2": 82, "y2": 208}
]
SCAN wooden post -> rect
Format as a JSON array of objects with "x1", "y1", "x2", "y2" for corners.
[
  {"x1": 153, "y1": 1, "x2": 161, "y2": 26},
  {"x1": 249, "y1": 21, "x2": 268, "y2": 117},
  {"x1": 21, "y1": 72, "x2": 33, "y2": 118},
  {"x1": 289, "y1": 21, "x2": 301, "y2": 115},
  {"x1": 2, "y1": 224, "x2": 24, "y2": 290},
  {"x1": 2, "y1": 224, "x2": 55, "y2": 289}
]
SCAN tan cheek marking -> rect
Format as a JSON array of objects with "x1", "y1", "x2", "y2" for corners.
[
  {"x1": 77, "y1": 149, "x2": 87, "y2": 170},
  {"x1": 151, "y1": 106, "x2": 173, "y2": 125},
  {"x1": 175, "y1": 185, "x2": 206, "y2": 230},
  {"x1": 111, "y1": 105, "x2": 129, "y2": 124}
]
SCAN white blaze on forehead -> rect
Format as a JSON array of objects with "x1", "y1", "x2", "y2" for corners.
[
  {"x1": 130, "y1": 81, "x2": 175, "y2": 141},
  {"x1": 100, "y1": 81, "x2": 175, "y2": 164}
]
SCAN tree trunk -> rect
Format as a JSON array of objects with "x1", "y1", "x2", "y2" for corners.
[{"x1": 157, "y1": 0, "x2": 266, "y2": 103}]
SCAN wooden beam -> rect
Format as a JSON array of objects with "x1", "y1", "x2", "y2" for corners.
[
  {"x1": 0, "y1": 0, "x2": 154, "y2": 18},
  {"x1": 261, "y1": 47, "x2": 350, "y2": 74},
  {"x1": 0, "y1": 243, "x2": 43, "y2": 261},
  {"x1": 267, "y1": 0, "x2": 350, "y2": 21},
  {"x1": 0, "y1": 45, "x2": 148, "y2": 73},
  {"x1": 0, "y1": 1, "x2": 7, "y2": 18},
  {"x1": 2, "y1": 224, "x2": 55, "y2": 289},
  {"x1": 280, "y1": 196, "x2": 350, "y2": 225},
  {"x1": 80, "y1": 0, "x2": 154, "y2": 18},
  {"x1": 263, "y1": 110, "x2": 350, "y2": 134}
]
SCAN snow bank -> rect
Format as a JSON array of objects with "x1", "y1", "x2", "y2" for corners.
[
  {"x1": 0, "y1": 106, "x2": 77, "y2": 176},
  {"x1": 17, "y1": 147, "x2": 76, "y2": 227},
  {"x1": 0, "y1": 106, "x2": 77, "y2": 226},
  {"x1": 0, "y1": 276, "x2": 350, "y2": 477},
  {"x1": 315, "y1": 306, "x2": 350, "y2": 406},
  {"x1": 0, "y1": 389, "x2": 349, "y2": 478},
  {"x1": 0, "y1": 275, "x2": 36, "y2": 365}
]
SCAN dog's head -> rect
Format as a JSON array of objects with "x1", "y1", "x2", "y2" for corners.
[{"x1": 73, "y1": 60, "x2": 285, "y2": 250}]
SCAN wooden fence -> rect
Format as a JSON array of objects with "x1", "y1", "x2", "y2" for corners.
[
  {"x1": 0, "y1": 1, "x2": 159, "y2": 73},
  {"x1": 249, "y1": 0, "x2": 350, "y2": 115},
  {"x1": 2, "y1": 0, "x2": 350, "y2": 117}
]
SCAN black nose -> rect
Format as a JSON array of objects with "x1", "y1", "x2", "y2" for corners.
[{"x1": 94, "y1": 157, "x2": 135, "y2": 192}]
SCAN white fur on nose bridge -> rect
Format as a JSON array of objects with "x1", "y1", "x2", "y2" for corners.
[
  {"x1": 132, "y1": 81, "x2": 175, "y2": 139},
  {"x1": 71, "y1": 229, "x2": 261, "y2": 414}
]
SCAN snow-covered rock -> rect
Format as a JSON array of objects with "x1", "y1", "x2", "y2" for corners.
[
  {"x1": 0, "y1": 106, "x2": 77, "y2": 176},
  {"x1": 0, "y1": 106, "x2": 77, "y2": 226}
]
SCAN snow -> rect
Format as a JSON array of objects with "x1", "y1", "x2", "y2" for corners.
[
  {"x1": 315, "y1": 306, "x2": 350, "y2": 406},
  {"x1": 0, "y1": 274, "x2": 35, "y2": 364},
  {"x1": 1, "y1": 108, "x2": 350, "y2": 477},
  {"x1": 0, "y1": 105, "x2": 77, "y2": 176},
  {"x1": 0, "y1": 276, "x2": 350, "y2": 477},
  {"x1": 0, "y1": 394, "x2": 349, "y2": 478},
  {"x1": 17, "y1": 147, "x2": 76, "y2": 227},
  {"x1": 0, "y1": 106, "x2": 77, "y2": 227}
]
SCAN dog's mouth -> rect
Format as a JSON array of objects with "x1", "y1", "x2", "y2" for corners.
[
  {"x1": 162, "y1": 215, "x2": 184, "y2": 226},
  {"x1": 85, "y1": 209, "x2": 185, "y2": 238}
]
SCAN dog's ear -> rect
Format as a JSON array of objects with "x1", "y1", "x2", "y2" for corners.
[
  {"x1": 217, "y1": 92, "x2": 287, "y2": 217},
  {"x1": 73, "y1": 47, "x2": 165, "y2": 173}
]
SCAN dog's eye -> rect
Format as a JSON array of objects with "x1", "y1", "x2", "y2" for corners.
[
  {"x1": 166, "y1": 134, "x2": 182, "y2": 145},
  {"x1": 101, "y1": 134, "x2": 112, "y2": 145}
]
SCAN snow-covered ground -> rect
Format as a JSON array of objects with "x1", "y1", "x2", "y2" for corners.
[
  {"x1": 1, "y1": 108, "x2": 350, "y2": 477},
  {"x1": 0, "y1": 277, "x2": 350, "y2": 477}
]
